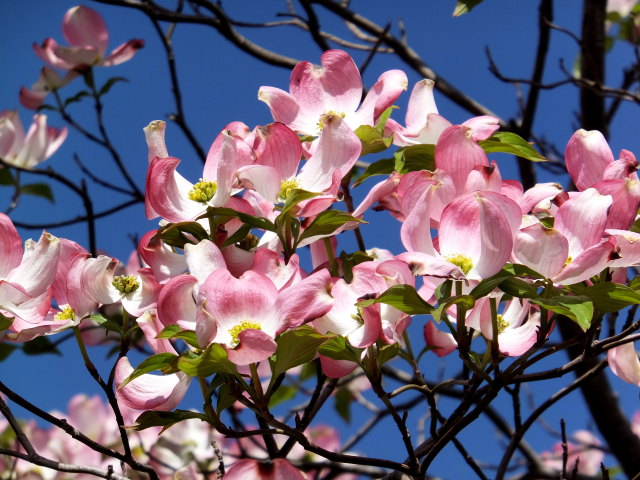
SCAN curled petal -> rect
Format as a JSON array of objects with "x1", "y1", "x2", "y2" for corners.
[
  {"x1": 227, "y1": 329, "x2": 277, "y2": 366},
  {"x1": 145, "y1": 156, "x2": 202, "y2": 222},
  {"x1": 608, "y1": 342, "x2": 640, "y2": 386},
  {"x1": 101, "y1": 39, "x2": 144, "y2": 67},
  {"x1": 139, "y1": 230, "x2": 187, "y2": 283},
  {"x1": 81, "y1": 255, "x2": 121, "y2": 304},
  {"x1": 565, "y1": 129, "x2": 614, "y2": 190},
  {"x1": 7, "y1": 232, "x2": 60, "y2": 297},
  {"x1": 143, "y1": 120, "x2": 169, "y2": 163},
  {"x1": 462, "y1": 115, "x2": 500, "y2": 141},
  {"x1": 356, "y1": 69, "x2": 408, "y2": 126},
  {"x1": 183, "y1": 239, "x2": 225, "y2": 284},
  {"x1": 278, "y1": 269, "x2": 334, "y2": 330},
  {"x1": 115, "y1": 357, "x2": 190, "y2": 411},
  {"x1": 0, "y1": 213, "x2": 23, "y2": 278},
  {"x1": 62, "y1": 6, "x2": 108, "y2": 54},
  {"x1": 297, "y1": 114, "x2": 361, "y2": 192},
  {"x1": 435, "y1": 125, "x2": 489, "y2": 193},
  {"x1": 137, "y1": 310, "x2": 176, "y2": 354},
  {"x1": 319, "y1": 356, "x2": 358, "y2": 378},
  {"x1": 257, "y1": 87, "x2": 302, "y2": 132},
  {"x1": 252, "y1": 122, "x2": 302, "y2": 180},
  {"x1": 405, "y1": 79, "x2": 439, "y2": 133},
  {"x1": 424, "y1": 322, "x2": 457, "y2": 357},
  {"x1": 513, "y1": 222, "x2": 568, "y2": 279},
  {"x1": 555, "y1": 188, "x2": 612, "y2": 258},
  {"x1": 157, "y1": 274, "x2": 198, "y2": 330}
]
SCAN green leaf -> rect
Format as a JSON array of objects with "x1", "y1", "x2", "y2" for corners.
[
  {"x1": 300, "y1": 361, "x2": 317, "y2": 381},
  {"x1": 271, "y1": 326, "x2": 328, "y2": 379},
  {"x1": 132, "y1": 410, "x2": 205, "y2": 433},
  {"x1": 502, "y1": 263, "x2": 546, "y2": 279},
  {"x1": 89, "y1": 313, "x2": 122, "y2": 334},
  {"x1": 375, "y1": 106, "x2": 395, "y2": 134},
  {"x1": 268, "y1": 385, "x2": 297, "y2": 408},
  {"x1": 0, "y1": 343, "x2": 16, "y2": 362},
  {"x1": 156, "y1": 325, "x2": 200, "y2": 349},
  {"x1": 279, "y1": 189, "x2": 320, "y2": 217},
  {"x1": 119, "y1": 353, "x2": 179, "y2": 388},
  {"x1": 21, "y1": 183, "x2": 54, "y2": 203},
  {"x1": 0, "y1": 168, "x2": 15, "y2": 186},
  {"x1": 22, "y1": 336, "x2": 60, "y2": 356},
  {"x1": 499, "y1": 278, "x2": 539, "y2": 299},
  {"x1": 479, "y1": 132, "x2": 546, "y2": 162},
  {"x1": 354, "y1": 125, "x2": 393, "y2": 156},
  {"x1": 0, "y1": 313, "x2": 14, "y2": 331},
  {"x1": 63, "y1": 90, "x2": 90, "y2": 107},
  {"x1": 395, "y1": 144, "x2": 436, "y2": 173},
  {"x1": 222, "y1": 224, "x2": 252, "y2": 248},
  {"x1": 530, "y1": 295, "x2": 594, "y2": 331},
  {"x1": 156, "y1": 222, "x2": 210, "y2": 249},
  {"x1": 353, "y1": 157, "x2": 396, "y2": 186},
  {"x1": 318, "y1": 336, "x2": 363, "y2": 363},
  {"x1": 98, "y1": 77, "x2": 128, "y2": 96},
  {"x1": 470, "y1": 269, "x2": 515, "y2": 299},
  {"x1": 297, "y1": 210, "x2": 364, "y2": 245},
  {"x1": 359, "y1": 284, "x2": 434, "y2": 315},
  {"x1": 216, "y1": 383, "x2": 237, "y2": 414},
  {"x1": 339, "y1": 250, "x2": 374, "y2": 283},
  {"x1": 453, "y1": 0, "x2": 484, "y2": 16},
  {"x1": 202, "y1": 207, "x2": 276, "y2": 232},
  {"x1": 431, "y1": 295, "x2": 476, "y2": 324},
  {"x1": 629, "y1": 275, "x2": 640, "y2": 291},
  {"x1": 177, "y1": 344, "x2": 238, "y2": 377},
  {"x1": 334, "y1": 387, "x2": 353, "y2": 423},
  {"x1": 377, "y1": 343, "x2": 399, "y2": 367},
  {"x1": 575, "y1": 283, "x2": 640, "y2": 313}
]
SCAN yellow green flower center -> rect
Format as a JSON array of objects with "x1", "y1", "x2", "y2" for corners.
[
  {"x1": 496, "y1": 314, "x2": 509, "y2": 334},
  {"x1": 54, "y1": 305, "x2": 75, "y2": 322},
  {"x1": 445, "y1": 254, "x2": 473, "y2": 275},
  {"x1": 279, "y1": 178, "x2": 300, "y2": 201},
  {"x1": 237, "y1": 233, "x2": 259, "y2": 251},
  {"x1": 317, "y1": 110, "x2": 346, "y2": 131},
  {"x1": 112, "y1": 274, "x2": 140, "y2": 294},
  {"x1": 188, "y1": 179, "x2": 218, "y2": 203},
  {"x1": 228, "y1": 320, "x2": 262, "y2": 347}
]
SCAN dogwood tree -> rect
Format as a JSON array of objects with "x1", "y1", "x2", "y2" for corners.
[{"x1": 1, "y1": 1, "x2": 640, "y2": 479}]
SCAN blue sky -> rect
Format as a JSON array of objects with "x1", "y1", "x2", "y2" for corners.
[{"x1": 1, "y1": 1, "x2": 640, "y2": 478}]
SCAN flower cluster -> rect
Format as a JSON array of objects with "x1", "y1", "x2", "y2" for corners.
[{"x1": 2, "y1": 45, "x2": 640, "y2": 478}]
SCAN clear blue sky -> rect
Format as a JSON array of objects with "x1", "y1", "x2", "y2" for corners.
[{"x1": 1, "y1": 1, "x2": 639, "y2": 478}]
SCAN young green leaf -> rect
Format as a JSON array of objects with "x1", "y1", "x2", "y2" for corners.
[
  {"x1": 177, "y1": 344, "x2": 238, "y2": 377},
  {"x1": 271, "y1": 326, "x2": 328, "y2": 379},
  {"x1": 132, "y1": 410, "x2": 205, "y2": 433},
  {"x1": 530, "y1": 295, "x2": 594, "y2": 331},
  {"x1": 20, "y1": 183, "x2": 54, "y2": 203},
  {"x1": 479, "y1": 132, "x2": 546, "y2": 162},
  {"x1": 119, "y1": 353, "x2": 179, "y2": 388}
]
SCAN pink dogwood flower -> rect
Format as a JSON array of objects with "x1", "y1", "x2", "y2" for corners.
[
  {"x1": 385, "y1": 79, "x2": 452, "y2": 146},
  {"x1": 81, "y1": 255, "x2": 160, "y2": 317},
  {"x1": 512, "y1": 189, "x2": 616, "y2": 285},
  {"x1": 540, "y1": 430, "x2": 604, "y2": 476},
  {"x1": 33, "y1": 5, "x2": 143, "y2": 72},
  {"x1": 1, "y1": 213, "x2": 61, "y2": 339},
  {"x1": 608, "y1": 341, "x2": 640, "y2": 386},
  {"x1": 258, "y1": 49, "x2": 407, "y2": 136},
  {"x1": 0, "y1": 110, "x2": 67, "y2": 169},
  {"x1": 145, "y1": 122, "x2": 252, "y2": 224},
  {"x1": 197, "y1": 268, "x2": 333, "y2": 365}
]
